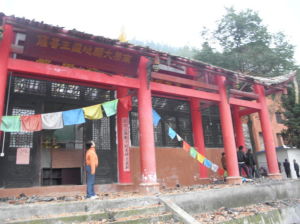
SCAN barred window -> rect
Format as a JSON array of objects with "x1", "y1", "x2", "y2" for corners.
[
  {"x1": 130, "y1": 96, "x2": 193, "y2": 147},
  {"x1": 92, "y1": 118, "x2": 111, "y2": 150},
  {"x1": 84, "y1": 87, "x2": 111, "y2": 102},
  {"x1": 13, "y1": 77, "x2": 47, "y2": 95},
  {"x1": 9, "y1": 107, "x2": 34, "y2": 148},
  {"x1": 51, "y1": 82, "x2": 80, "y2": 99}
]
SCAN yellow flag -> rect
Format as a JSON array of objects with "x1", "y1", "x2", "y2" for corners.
[
  {"x1": 118, "y1": 26, "x2": 127, "y2": 42},
  {"x1": 196, "y1": 153, "x2": 205, "y2": 164},
  {"x1": 83, "y1": 104, "x2": 103, "y2": 120}
]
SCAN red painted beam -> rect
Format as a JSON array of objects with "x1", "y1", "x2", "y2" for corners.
[
  {"x1": 8, "y1": 59, "x2": 140, "y2": 89},
  {"x1": 151, "y1": 82, "x2": 221, "y2": 102},
  {"x1": 239, "y1": 108, "x2": 260, "y2": 116},
  {"x1": 229, "y1": 89, "x2": 258, "y2": 99},
  {"x1": 229, "y1": 98, "x2": 261, "y2": 110}
]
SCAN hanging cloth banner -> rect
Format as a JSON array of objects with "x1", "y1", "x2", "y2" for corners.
[
  {"x1": 168, "y1": 127, "x2": 176, "y2": 139},
  {"x1": 62, "y1": 109, "x2": 85, "y2": 125},
  {"x1": 176, "y1": 134, "x2": 183, "y2": 142},
  {"x1": 182, "y1": 141, "x2": 191, "y2": 152},
  {"x1": 41, "y1": 112, "x2": 64, "y2": 129},
  {"x1": 152, "y1": 109, "x2": 161, "y2": 127},
  {"x1": 203, "y1": 158, "x2": 212, "y2": 168},
  {"x1": 196, "y1": 153, "x2": 205, "y2": 163},
  {"x1": 217, "y1": 167, "x2": 225, "y2": 176},
  {"x1": 119, "y1": 96, "x2": 132, "y2": 111},
  {"x1": 102, "y1": 99, "x2": 118, "y2": 116},
  {"x1": 0, "y1": 116, "x2": 21, "y2": 132},
  {"x1": 189, "y1": 147, "x2": 198, "y2": 158},
  {"x1": 211, "y1": 163, "x2": 219, "y2": 172},
  {"x1": 21, "y1": 114, "x2": 42, "y2": 132},
  {"x1": 83, "y1": 104, "x2": 103, "y2": 120}
]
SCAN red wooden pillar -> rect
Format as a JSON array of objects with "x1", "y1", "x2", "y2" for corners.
[
  {"x1": 117, "y1": 87, "x2": 132, "y2": 184},
  {"x1": 254, "y1": 84, "x2": 281, "y2": 179},
  {"x1": 216, "y1": 76, "x2": 241, "y2": 184},
  {"x1": 190, "y1": 98, "x2": 208, "y2": 180},
  {"x1": 137, "y1": 56, "x2": 159, "y2": 191},
  {"x1": 233, "y1": 106, "x2": 246, "y2": 150},
  {"x1": 0, "y1": 24, "x2": 13, "y2": 154}
]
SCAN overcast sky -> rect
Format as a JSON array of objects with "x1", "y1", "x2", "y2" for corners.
[{"x1": 2, "y1": 0, "x2": 300, "y2": 65}]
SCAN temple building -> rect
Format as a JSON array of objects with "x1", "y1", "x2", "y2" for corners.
[{"x1": 0, "y1": 13, "x2": 295, "y2": 195}]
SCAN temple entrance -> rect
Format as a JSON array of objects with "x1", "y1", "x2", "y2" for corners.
[{"x1": 0, "y1": 75, "x2": 117, "y2": 188}]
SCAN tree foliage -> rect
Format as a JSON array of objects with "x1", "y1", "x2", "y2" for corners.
[{"x1": 194, "y1": 7, "x2": 296, "y2": 77}]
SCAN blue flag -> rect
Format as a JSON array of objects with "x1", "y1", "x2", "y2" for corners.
[
  {"x1": 168, "y1": 127, "x2": 176, "y2": 139},
  {"x1": 203, "y1": 158, "x2": 212, "y2": 168},
  {"x1": 152, "y1": 109, "x2": 161, "y2": 127},
  {"x1": 62, "y1": 109, "x2": 86, "y2": 125}
]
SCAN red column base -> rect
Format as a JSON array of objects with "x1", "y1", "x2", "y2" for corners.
[
  {"x1": 268, "y1": 173, "x2": 282, "y2": 180},
  {"x1": 226, "y1": 176, "x2": 242, "y2": 185},
  {"x1": 139, "y1": 183, "x2": 160, "y2": 194}
]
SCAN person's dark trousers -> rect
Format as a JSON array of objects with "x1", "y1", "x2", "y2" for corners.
[
  {"x1": 296, "y1": 169, "x2": 300, "y2": 178},
  {"x1": 86, "y1": 165, "x2": 95, "y2": 198},
  {"x1": 239, "y1": 163, "x2": 251, "y2": 178}
]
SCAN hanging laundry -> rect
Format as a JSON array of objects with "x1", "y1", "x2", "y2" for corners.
[
  {"x1": 0, "y1": 116, "x2": 21, "y2": 132},
  {"x1": 62, "y1": 109, "x2": 85, "y2": 125},
  {"x1": 152, "y1": 109, "x2": 161, "y2": 127},
  {"x1": 41, "y1": 112, "x2": 64, "y2": 129},
  {"x1": 182, "y1": 141, "x2": 191, "y2": 152},
  {"x1": 119, "y1": 96, "x2": 132, "y2": 111},
  {"x1": 102, "y1": 99, "x2": 118, "y2": 116},
  {"x1": 83, "y1": 104, "x2": 103, "y2": 120},
  {"x1": 203, "y1": 158, "x2": 212, "y2": 168},
  {"x1": 176, "y1": 134, "x2": 183, "y2": 141},
  {"x1": 168, "y1": 127, "x2": 176, "y2": 139},
  {"x1": 211, "y1": 163, "x2": 219, "y2": 172},
  {"x1": 21, "y1": 114, "x2": 42, "y2": 132},
  {"x1": 189, "y1": 147, "x2": 197, "y2": 158},
  {"x1": 196, "y1": 153, "x2": 205, "y2": 163}
]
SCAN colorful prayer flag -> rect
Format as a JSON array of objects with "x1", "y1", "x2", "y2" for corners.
[
  {"x1": 176, "y1": 134, "x2": 183, "y2": 141},
  {"x1": 83, "y1": 104, "x2": 103, "y2": 120},
  {"x1": 102, "y1": 99, "x2": 118, "y2": 116},
  {"x1": 196, "y1": 153, "x2": 205, "y2": 163},
  {"x1": 62, "y1": 109, "x2": 85, "y2": 125},
  {"x1": 182, "y1": 141, "x2": 191, "y2": 152},
  {"x1": 41, "y1": 112, "x2": 64, "y2": 129},
  {"x1": 211, "y1": 163, "x2": 219, "y2": 172},
  {"x1": 168, "y1": 127, "x2": 176, "y2": 139},
  {"x1": 21, "y1": 114, "x2": 42, "y2": 132},
  {"x1": 0, "y1": 116, "x2": 21, "y2": 132},
  {"x1": 189, "y1": 147, "x2": 197, "y2": 158},
  {"x1": 217, "y1": 168, "x2": 225, "y2": 176},
  {"x1": 152, "y1": 109, "x2": 161, "y2": 127},
  {"x1": 203, "y1": 158, "x2": 212, "y2": 168},
  {"x1": 119, "y1": 96, "x2": 132, "y2": 111}
]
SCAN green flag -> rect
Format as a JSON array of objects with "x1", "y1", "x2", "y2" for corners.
[
  {"x1": 1, "y1": 116, "x2": 21, "y2": 132},
  {"x1": 102, "y1": 99, "x2": 118, "y2": 116},
  {"x1": 189, "y1": 147, "x2": 197, "y2": 158}
]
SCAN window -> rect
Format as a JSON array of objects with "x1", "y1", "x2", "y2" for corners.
[
  {"x1": 130, "y1": 97, "x2": 193, "y2": 147},
  {"x1": 51, "y1": 82, "x2": 80, "y2": 99},
  {"x1": 275, "y1": 112, "x2": 284, "y2": 124},
  {"x1": 13, "y1": 77, "x2": 46, "y2": 96}
]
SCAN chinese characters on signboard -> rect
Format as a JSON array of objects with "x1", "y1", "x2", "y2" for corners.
[
  {"x1": 23, "y1": 32, "x2": 139, "y2": 76},
  {"x1": 16, "y1": 148, "x2": 30, "y2": 165},
  {"x1": 122, "y1": 117, "x2": 130, "y2": 172}
]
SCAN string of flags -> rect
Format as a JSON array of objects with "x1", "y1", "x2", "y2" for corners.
[
  {"x1": 0, "y1": 96, "x2": 132, "y2": 133},
  {"x1": 152, "y1": 109, "x2": 225, "y2": 176}
]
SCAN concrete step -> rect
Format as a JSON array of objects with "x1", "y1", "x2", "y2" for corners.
[{"x1": 6, "y1": 204, "x2": 177, "y2": 224}]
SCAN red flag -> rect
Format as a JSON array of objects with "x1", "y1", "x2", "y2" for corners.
[
  {"x1": 21, "y1": 114, "x2": 42, "y2": 132},
  {"x1": 119, "y1": 96, "x2": 132, "y2": 111},
  {"x1": 217, "y1": 168, "x2": 225, "y2": 176},
  {"x1": 182, "y1": 141, "x2": 191, "y2": 152}
]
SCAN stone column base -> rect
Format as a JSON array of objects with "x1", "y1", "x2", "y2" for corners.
[
  {"x1": 268, "y1": 173, "x2": 282, "y2": 180},
  {"x1": 139, "y1": 183, "x2": 160, "y2": 194},
  {"x1": 226, "y1": 176, "x2": 242, "y2": 185}
]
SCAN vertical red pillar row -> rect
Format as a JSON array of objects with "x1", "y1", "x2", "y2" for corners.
[
  {"x1": 116, "y1": 87, "x2": 132, "y2": 184},
  {"x1": 190, "y1": 98, "x2": 208, "y2": 179},
  {"x1": 254, "y1": 84, "x2": 281, "y2": 179},
  {"x1": 216, "y1": 76, "x2": 241, "y2": 184},
  {"x1": 233, "y1": 106, "x2": 246, "y2": 150},
  {"x1": 137, "y1": 56, "x2": 159, "y2": 191},
  {"x1": 0, "y1": 24, "x2": 14, "y2": 147}
]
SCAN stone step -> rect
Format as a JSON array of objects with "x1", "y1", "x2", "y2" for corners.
[{"x1": 6, "y1": 204, "x2": 177, "y2": 224}]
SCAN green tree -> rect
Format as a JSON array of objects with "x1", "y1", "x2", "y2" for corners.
[{"x1": 195, "y1": 7, "x2": 296, "y2": 77}]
